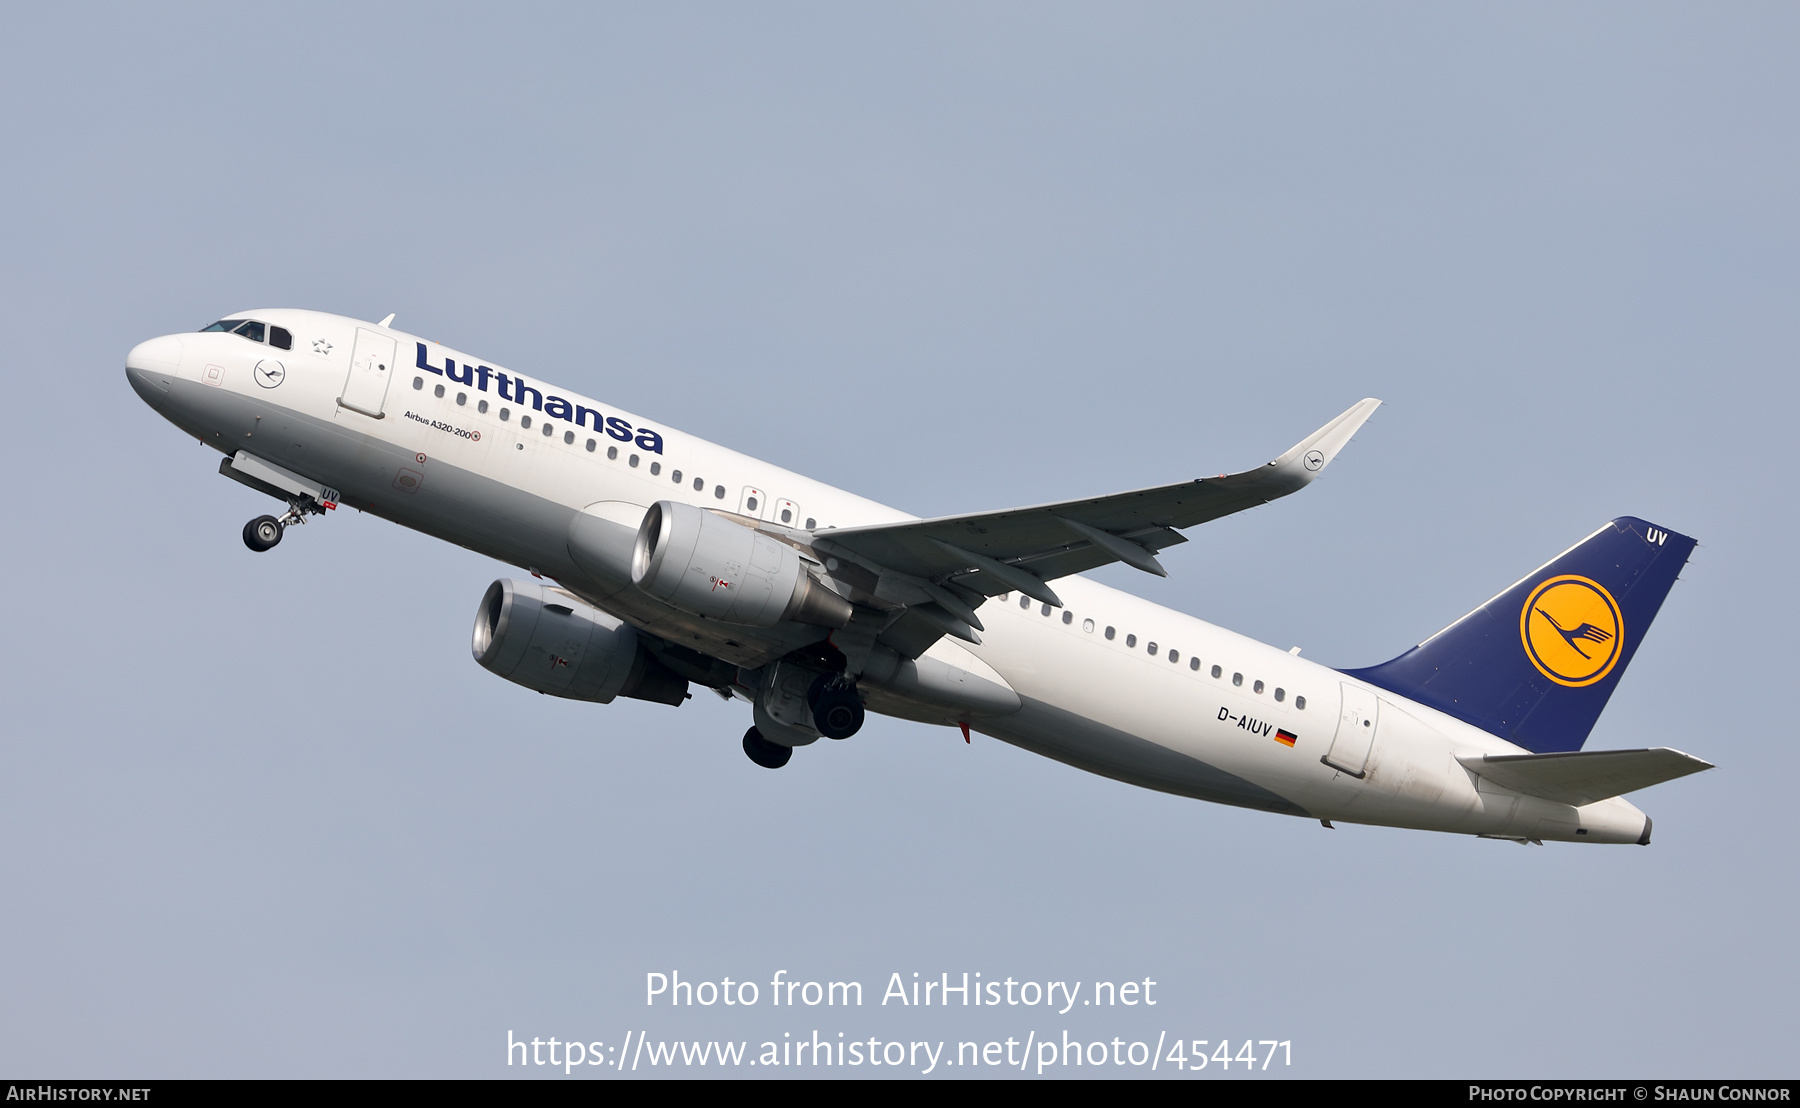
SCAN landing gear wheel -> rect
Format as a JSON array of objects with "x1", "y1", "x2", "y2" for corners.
[
  {"x1": 243, "y1": 515, "x2": 284, "y2": 552},
  {"x1": 815, "y1": 693, "x2": 864, "y2": 739},
  {"x1": 742, "y1": 727, "x2": 792, "y2": 769},
  {"x1": 807, "y1": 673, "x2": 866, "y2": 740}
]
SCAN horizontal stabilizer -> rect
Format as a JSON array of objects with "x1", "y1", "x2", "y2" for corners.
[{"x1": 1457, "y1": 747, "x2": 1712, "y2": 807}]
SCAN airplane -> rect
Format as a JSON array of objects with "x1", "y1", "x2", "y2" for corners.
[{"x1": 125, "y1": 309, "x2": 1712, "y2": 845}]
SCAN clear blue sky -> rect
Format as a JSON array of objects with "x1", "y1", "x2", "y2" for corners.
[{"x1": 1, "y1": 2, "x2": 1793, "y2": 1077}]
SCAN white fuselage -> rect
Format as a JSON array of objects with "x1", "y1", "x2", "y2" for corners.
[{"x1": 126, "y1": 309, "x2": 1651, "y2": 844}]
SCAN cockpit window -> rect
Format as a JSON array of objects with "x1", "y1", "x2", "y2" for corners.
[{"x1": 200, "y1": 319, "x2": 277, "y2": 344}]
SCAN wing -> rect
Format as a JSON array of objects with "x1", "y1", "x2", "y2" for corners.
[{"x1": 813, "y1": 398, "x2": 1379, "y2": 650}]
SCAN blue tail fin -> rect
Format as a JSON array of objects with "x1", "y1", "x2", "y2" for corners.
[{"x1": 1343, "y1": 517, "x2": 1696, "y2": 753}]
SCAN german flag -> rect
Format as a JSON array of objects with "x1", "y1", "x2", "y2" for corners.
[{"x1": 1274, "y1": 729, "x2": 1297, "y2": 748}]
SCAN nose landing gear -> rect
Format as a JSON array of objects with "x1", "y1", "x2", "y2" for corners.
[
  {"x1": 243, "y1": 515, "x2": 284, "y2": 551},
  {"x1": 241, "y1": 494, "x2": 330, "y2": 553}
]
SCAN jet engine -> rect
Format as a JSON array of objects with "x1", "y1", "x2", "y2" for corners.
[
  {"x1": 471, "y1": 579, "x2": 688, "y2": 705},
  {"x1": 631, "y1": 500, "x2": 852, "y2": 628}
]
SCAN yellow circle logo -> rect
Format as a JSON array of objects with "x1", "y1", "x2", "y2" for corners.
[{"x1": 1520, "y1": 575, "x2": 1623, "y2": 687}]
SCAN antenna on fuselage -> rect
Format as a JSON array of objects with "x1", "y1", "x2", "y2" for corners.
[{"x1": 378, "y1": 313, "x2": 396, "y2": 328}]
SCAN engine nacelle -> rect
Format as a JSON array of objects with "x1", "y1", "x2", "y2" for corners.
[
  {"x1": 471, "y1": 579, "x2": 688, "y2": 705},
  {"x1": 631, "y1": 500, "x2": 852, "y2": 628}
]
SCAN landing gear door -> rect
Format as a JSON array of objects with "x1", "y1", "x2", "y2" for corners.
[
  {"x1": 1322, "y1": 682, "x2": 1379, "y2": 778},
  {"x1": 340, "y1": 328, "x2": 396, "y2": 418}
]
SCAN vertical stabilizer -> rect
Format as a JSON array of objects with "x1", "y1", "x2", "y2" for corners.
[{"x1": 1343, "y1": 517, "x2": 1695, "y2": 753}]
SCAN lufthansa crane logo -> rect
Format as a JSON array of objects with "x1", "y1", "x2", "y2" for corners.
[{"x1": 1520, "y1": 574, "x2": 1623, "y2": 687}]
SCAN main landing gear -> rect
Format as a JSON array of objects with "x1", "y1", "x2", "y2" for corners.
[
  {"x1": 739, "y1": 671, "x2": 867, "y2": 768},
  {"x1": 242, "y1": 495, "x2": 329, "y2": 553},
  {"x1": 742, "y1": 727, "x2": 792, "y2": 769},
  {"x1": 808, "y1": 673, "x2": 865, "y2": 740}
]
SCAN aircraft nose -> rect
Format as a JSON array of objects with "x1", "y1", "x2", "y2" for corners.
[{"x1": 125, "y1": 334, "x2": 183, "y2": 407}]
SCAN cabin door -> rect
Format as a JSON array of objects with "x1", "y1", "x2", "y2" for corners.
[
  {"x1": 1322, "y1": 683, "x2": 1379, "y2": 778},
  {"x1": 340, "y1": 328, "x2": 396, "y2": 418}
]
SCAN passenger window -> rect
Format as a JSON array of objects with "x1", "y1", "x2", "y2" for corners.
[
  {"x1": 1041, "y1": 603, "x2": 1052, "y2": 616},
  {"x1": 478, "y1": 400, "x2": 489, "y2": 413},
  {"x1": 586, "y1": 439, "x2": 596, "y2": 452},
  {"x1": 1253, "y1": 680, "x2": 1264, "y2": 694},
  {"x1": 233, "y1": 320, "x2": 265, "y2": 342},
  {"x1": 1082, "y1": 619, "x2": 1094, "y2": 633},
  {"x1": 1232, "y1": 673, "x2": 1243, "y2": 687},
  {"x1": 1126, "y1": 634, "x2": 1137, "y2": 648},
  {"x1": 542, "y1": 423, "x2": 553, "y2": 437},
  {"x1": 607, "y1": 446, "x2": 618, "y2": 460},
  {"x1": 1296, "y1": 696, "x2": 1307, "y2": 710},
  {"x1": 781, "y1": 508, "x2": 792, "y2": 523},
  {"x1": 521, "y1": 414, "x2": 531, "y2": 429},
  {"x1": 1211, "y1": 665, "x2": 1222, "y2": 678},
  {"x1": 1105, "y1": 626, "x2": 1115, "y2": 640},
  {"x1": 1147, "y1": 642, "x2": 1158, "y2": 655},
  {"x1": 413, "y1": 377, "x2": 423, "y2": 390},
  {"x1": 629, "y1": 454, "x2": 640, "y2": 468},
  {"x1": 500, "y1": 408, "x2": 510, "y2": 421},
  {"x1": 1062, "y1": 611, "x2": 1072, "y2": 625},
  {"x1": 1020, "y1": 596, "x2": 1031, "y2": 610},
  {"x1": 1168, "y1": 649, "x2": 1178, "y2": 663},
  {"x1": 694, "y1": 478, "x2": 705, "y2": 492},
  {"x1": 564, "y1": 430, "x2": 574, "y2": 444},
  {"x1": 651, "y1": 462, "x2": 661, "y2": 475},
  {"x1": 1274, "y1": 688, "x2": 1286, "y2": 702},
  {"x1": 672, "y1": 470, "x2": 682, "y2": 483},
  {"x1": 715, "y1": 486, "x2": 726, "y2": 499},
  {"x1": 747, "y1": 496, "x2": 759, "y2": 512},
  {"x1": 269, "y1": 326, "x2": 292, "y2": 350},
  {"x1": 1189, "y1": 657, "x2": 1201, "y2": 671},
  {"x1": 434, "y1": 384, "x2": 445, "y2": 398},
  {"x1": 457, "y1": 392, "x2": 467, "y2": 406},
  {"x1": 804, "y1": 517, "x2": 815, "y2": 527}
]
